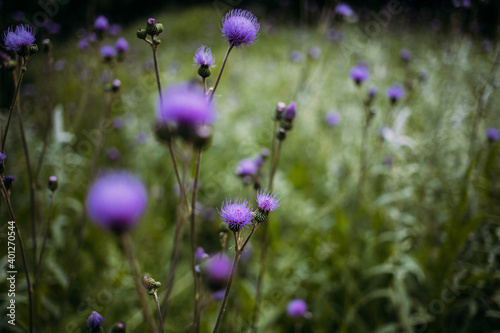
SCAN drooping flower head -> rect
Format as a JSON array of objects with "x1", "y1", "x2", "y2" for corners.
[
  {"x1": 86, "y1": 171, "x2": 148, "y2": 234},
  {"x1": 387, "y1": 84, "x2": 404, "y2": 104},
  {"x1": 349, "y1": 65, "x2": 369, "y2": 86},
  {"x1": 157, "y1": 82, "x2": 215, "y2": 127},
  {"x1": 87, "y1": 311, "x2": 103, "y2": 329},
  {"x1": 256, "y1": 189, "x2": 280, "y2": 212},
  {"x1": 219, "y1": 197, "x2": 253, "y2": 232},
  {"x1": 2, "y1": 25, "x2": 36, "y2": 54},
  {"x1": 94, "y1": 16, "x2": 109, "y2": 32},
  {"x1": 287, "y1": 299, "x2": 308, "y2": 318},
  {"x1": 194, "y1": 45, "x2": 215, "y2": 67},
  {"x1": 221, "y1": 9, "x2": 260, "y2": 47},
  {"x1": 115, "y1": 37, "x2": 129, "y2": 53},
  {"x1": 487, "y1": 127, "x2": 499, "y2": 143},
  {"x1": 325, "y1": 111, "x2": 341, "y2": 127}
]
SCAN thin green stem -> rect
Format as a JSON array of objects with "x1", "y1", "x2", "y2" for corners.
[
  {"x1": 210, "y1": 44, "x2": 233, "y2": 102},
  {"x1": 191, "y1": 147, "x2": 203, "y2": 332},
  {"x1": 153, "y1": 291, "x2": 165, "y2": 333},
  {"x1": 1, "y1": 180, "x2": 33, "y2": 333},
  {"x1": 120, "y1": 233, "x2": 157, "y2": 333},
  {"x1": 1, "y1": 57, "x2": 25, "y2": 153}
]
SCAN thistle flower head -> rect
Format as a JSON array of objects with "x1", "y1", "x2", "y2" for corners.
[
  {"x1": 205, "y1": 254, "x2": 232, "y2": 281},
  {"x1": 336, "y1": 3, "x2": 354, "y2": 16},
  {"x1": 487, "y1": 127, "x2": 499, "y2": 143},
  {"x1": 236, "y1": 158, "x2": 258, "y2": 178},
  {"x1": 2, "y1": 25, "x2": 36, "y2": 53},
  {"x1": 94, "y1": 16, "x2": 109, "y2": 32},
  {"x1": 349, "y1": 65, "x2": 369, "y2": 85},
  {"x1": 100, "y1": 45, "x2": 115, "y2": 59},
  {"x1": 194, "y1": 45, "x2": 215, "y2": 67},
  {"x1": 86, "y1": 171, "x2": 148, "y2": 234},
  {"x1": 325, "y1": 111, "x2": 341, "y2": 127},
  {"x1": 3, "y1": 175, "x2": 15, "y2": 190},
  {"x1": 221, "y1": 9, "x2": 260, "y2": 47},
  {"x1": 283, "y1": 102, "x2": 296, "y2": 121},
  {"x1": 387, "y1": 84, "x2": 404, "y2": 103},
  {"x1": 157, "y1": 82, "x2": 215, "y2": 127},
  {"x1": 87, "y1": 311, "x2": 103, "y2": 329},
  {"x1": 219, "y1": 198, "x2": 253, "y2": 232},
  {"x1": 287, "y1": 299, "x2": 308, "y2": 317},
  {"x1": 115, "y1": 37, "x2": 129, "y2": 53},
  {"x1": 256, "y1": 189, "x2": 280, "y2": 212}
]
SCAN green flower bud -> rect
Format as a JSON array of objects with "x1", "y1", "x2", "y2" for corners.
[
  {"x1": 153, "y1": 39, "x2": 161, "y2": 46},
  {"x1": 155, "y1": 23, "x2": 164, "y2": 34},
  {"x1": 29, "y1": 44, "x2": 39, "y2": 55},
  {"x1": 198, "y1": 65, "x2": 211, "y2": 78},
  {"x1": 146, "y1": 23, "x2": 159, "y2": 36},
  {"x1": 136, "y1": 29, "x2": 147, "y2": 39},
  {"x1": 252, "y1": 209, "x2": 268, "y2": 223}
]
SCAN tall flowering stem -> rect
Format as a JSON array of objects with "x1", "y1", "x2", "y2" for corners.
[
  {"x1": 1, "y1": 180, "x2": 33, "y2": 333},
  {"x1": 1, "y1": 58, "x2": 25, "y2": 153},
  {"x1": 120, "y1": 234, "x2": 157, "y2": 333},
  {"x1": 152, "y1": 290, "x2": 165, "y2": 333},
  {"x1": 191, "y1": 147, "x2": 203, "y2": 332},
  {"x1": 210, "y1": 44, "x2": 233, "y2": 102}
]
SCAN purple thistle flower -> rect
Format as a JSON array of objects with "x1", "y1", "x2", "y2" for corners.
[
  {"x1": 221, "y1": 9, "x2": 260, "y2": 47},
  {"x1": 284, "y1": 102, "x2": 296, "y2": 121},
  {"x1": 308, "y1": 46, "x2": 321, "y2": 59},
  {"x1": 157, "y1": 82, "x2": 215, "y2": 127},
  {"x1": 400, "y1": 48, "x2": 411, "y2": 62},
  {"x1": 369, "y1": 86, "x2": 377, "y2": 99},
  {"x1": 3, "y1": 175, "x2": 15, "y2": 190},
  {"x1": 2, "y1": 24, "x2": 35, "y2": 53},
  {"x1": 0, "y1": 152, "x2": 6, "y2": 164},
  {"x1": 487, "y1": 128, "x2": 499, "y2": 143},
  {"x1": 219, "y1": 198, "x2": 253, "y2": 232},
  {"x1": 290, "y1": 50, "x2": 304, "y2": 63},
  {"x1": 349, "y1": 65, "x2": 369, "y2": 85},
  {"x1": 387, "y1": 84, "x2": 404, "y2": 104},
  {"x1": 100, "y1": 45, "x2": 115, "y2": 59},
  {"x1": 78, "y1": 38, "x2": 89, "y2": 51},
  {"x1": 193, "y1": 45, "x2": 215, "y2": 67},
  {"x1": 205, "y1": 253, "x2": 232, "y2": 284},
  {"x1": 86, "y1": 171, "x2": 148, "y2": 234},
  {"x1": 94, "y1": 15, "x2": 109, "y2": 32},
  {"x1": 236, "y1": 158, "x2": 258, "y2": 178},
  {"x1": 336, "y1": 3, "x2": 354, "y2": 16},
  {"x1": 148, "y1": 18, "x2": 156, "y2": 25},
  {"x1": 115, "y1": 37, "x2": 129, "y2": 53},
  {"x1": 87, "y1": 311, "x2": 103, "y2": 329},
  {"x1": 287, "y1": 299, "x2": 308, "y2": 317},
  {"x1": 196, "y1": 247, "x2": 209, "y2": 261},
  {"x1": 325, "y1": 111, "x2": 341, "y2": 127},
  {"x1": 256, "y1": 189, "x2": 280, "y2": 212}
]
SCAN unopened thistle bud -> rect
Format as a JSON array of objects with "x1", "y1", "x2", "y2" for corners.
[
  {"x1": 48, "y1": 176, "x2": 58, "y2": 192},
  {"x1": 274, "y1": 102, "x2": 286, "y2": 121},
  {"x1": 42, "y1": 39, "x2": 51, "y2": 53},
  {"x1": 111, "y1": 322, "x2": 126, "y2": 333},
  {"x1": 277, "y1": 127, "x2": 286, "y2": 141},
  {"x1": 142, "y1": 275, "x2": 156, "y2": 290},
  {"x1": 136, "y1": 29, "x2": 147, "y2": 39},
  {"x1": 146, "y1": 18, "x2": 159, "y2": 36},
  {"x1": 29, "y1": 44, "x2": 38, "y2": 55}
]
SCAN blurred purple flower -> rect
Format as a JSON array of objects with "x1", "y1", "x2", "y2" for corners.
[
  {"x1": 221, "y1": 9, "x2": 260, "y2": 47},
  {"x1": 236, "y1": 158, "x2": 258, "y2": 178},
  {"x1": 94, "y1": 15, "x2": 109, "y2": 32},
  {"x1": 78, "y1": 38, "x2": 89, "y2": 51},
  {"x1": 256, "y1": 189, "x2": 280, "y2": 212},
  {"x1": 157, "y1": 83, "x2": 215, "y2": 127},
  {"x1": 100, "y1": 45, "x2": 115, "y2": 59},
  {"x1": 290, "y1": 50, "x2": 304, "y2": 63},
  {"x1": 336, "y1": 3, "x2": 353, "y2": 16},
  {"x1": 487, "y1": 128, "x2": 499, "y2": 143},
  {"x1": 219, "y1": 198, "x2": 253, "y2": 232},
  {"x1": 284, "y1": 102, "x2": 296, "y2": 121},
  {"x1": 482, "y1": 40, "x2": 492, "y2": 53},
  {"x1": 387, "y1": 84, "x2": 404, "y2": 104},
  {"x1": 400, "y1": 48, "x2": 411, "y2": 62},
  {"x1": 113, "y1": 117, "x2": 124, "y2": 129},
  {"x1": 212, "y1": 289, "x2": 226, "y2": 301},
  {"x1": 54, "y1": 59, "x2": 66, "y2": 72},
  {"x1": 308, "y1": 46, "x2": 321, "y2": 59},
  {"x1": 107, "y1": 147, "x2": 120, "y2": 160},
  {"x1": 0, "y1": 152, "x2": 6, "y2": 164},
  {"x1": 87, "y1": 311, "x2": 103, "y2": 329},
  {"x1": 136, "y1": 131, "x2": 147, "y2": 143},
  {"x1": 86, "y1": 171, "x2": 148, "y2": 234},
  {"x1": 327, "y1": 28, "x2": 342, "y2": 41},
  {"x1": 287, "y1": 299, "x2": 307, "y2": 317},
  {"x1": 193, "y1": 45, "x2": 215, "y2": 67},
  {"x1": 108, "y1": 24, "x2": 122, "y2": 36},
  {"x1": 325, "y1": 111, "x2": 341, "y2": 126},
  {"x1": 115, "y1": 37, "x2": 129, "y2": 53},
  {"x1": 205, "y1": 253, "x2": 232, "y2": 281},
  {"x1": 2, "y1": 24, "x2": 36, "y2": 53},
  {"x1": 196, "y1": 247, "x2": 209, "y2": 261},
  {"x1": 45, "y1": 19, "x2": 61, "y2": 35},
  {"x1": 349, "y1": 65, "x2": 369, "y2": 85}
]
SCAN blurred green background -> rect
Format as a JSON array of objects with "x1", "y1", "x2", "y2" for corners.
[{"x1": 1, "y1": 1, "x2": 500, "y2": 332}]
